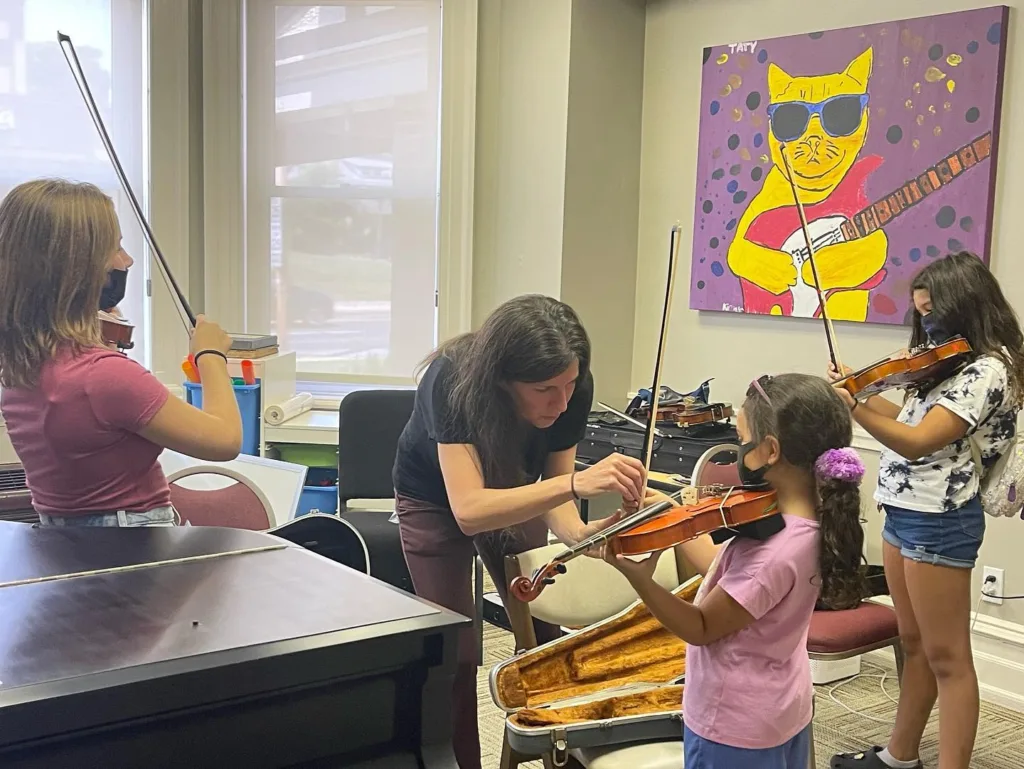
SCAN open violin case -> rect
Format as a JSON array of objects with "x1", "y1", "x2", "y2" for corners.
[{"x1": 489, "y1": 575, "x2": 702, "y2": 757}]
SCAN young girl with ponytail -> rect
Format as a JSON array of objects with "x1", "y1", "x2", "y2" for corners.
[{"x1": 605, "y1": 373, "x2": 867, "y2": 769}]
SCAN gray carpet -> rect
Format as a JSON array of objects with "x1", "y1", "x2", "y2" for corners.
[{"x1": 477, "y1": 625, "x2": 1024, "y2": 768}]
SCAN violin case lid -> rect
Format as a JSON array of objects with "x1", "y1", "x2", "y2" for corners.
[{"x1": 489, "y1": 575, "x2": 701, "y2": 754}]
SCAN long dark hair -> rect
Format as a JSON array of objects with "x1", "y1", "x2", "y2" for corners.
[
  {"x1": 422, "y1": 295, "x2": 590, "y2": 488},
  {"x1": 909, "y1": 252, "x2": 1024, "y2": 404},
  {"x1": 743, "y1": 374, "x2": 867, "y2": 610}
]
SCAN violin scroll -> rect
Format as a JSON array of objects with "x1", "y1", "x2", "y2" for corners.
[
  {"x1": 509, "y1": 562, "x2": 566, "y2": 602},
  {"x1": 509, "y1": 574, "x2": 543, "y2": 602}
]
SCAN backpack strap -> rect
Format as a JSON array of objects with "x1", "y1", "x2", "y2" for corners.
[{"x1": 969, "y1": 434, "x2": 985, "y2": 481}]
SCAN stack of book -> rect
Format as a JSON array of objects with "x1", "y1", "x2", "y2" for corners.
[{"x1": 226, "y1": 333, "x2": 279, "y2": 359}]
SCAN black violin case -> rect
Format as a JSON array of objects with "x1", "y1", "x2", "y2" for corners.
[{"x1": 576, "y1": 414, "x2": 738, "y2": 480}]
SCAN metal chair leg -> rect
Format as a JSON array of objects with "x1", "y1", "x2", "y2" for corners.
[
  {"x1": 806, "y1": 689, "x2": 816, "y2": 769},
  {"x1": 894, "y1": 639, "x2": 905, "y2": 683},
  {"x1": 499, "y1": 731, "x2": 519, "y2": 769},
  {"x1": 474, "y1": 555, "x2": 484, "y2": 666},
  {"x1": 808, "y1": 722, "x2": 816, "y2": 769}
]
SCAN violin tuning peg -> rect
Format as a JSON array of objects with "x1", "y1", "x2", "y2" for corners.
[
  {"x1": 555, "y1": 564, "x2": 567, "y2": 574},
  {"x1": 543, "y1": 578, "x2": 556, "y2": 585}
]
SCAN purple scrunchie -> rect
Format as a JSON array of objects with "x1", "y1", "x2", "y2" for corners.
[{"x1": 814, "y1": 447, "x2": 865, "y2": 484}]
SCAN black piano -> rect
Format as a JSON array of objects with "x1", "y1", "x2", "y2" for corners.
[{"x1": 0, "y1": 522, "x2": 465, "y2": 768}]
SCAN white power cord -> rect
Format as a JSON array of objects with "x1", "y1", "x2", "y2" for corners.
[
  {"x1": 825, "y1": 660, "x2": 901, "y2": 724},
  {"x1": 974, "y1": 574, "x2": 999, "y2": 633}
]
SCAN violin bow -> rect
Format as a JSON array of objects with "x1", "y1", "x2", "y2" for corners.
[
  {"x1": 57, "y1": 32, "x2": 196, "y2": 333},
  {"x1": 639, "y1": 225, "x2": 683, "y2": 500},
  {"x1": 779, "y1": 144, "x2": 844, "y2": 374}
]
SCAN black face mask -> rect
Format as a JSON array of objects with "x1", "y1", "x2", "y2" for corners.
[
  {"x1": 921, "y1": 313, "x2": 953, "y2": 346},
  {"x1": 737, "y1": 440, "x2": 771, "y2": 488},
  {"x1": 100, "y1": 269, "x2": 128, "y2": 311}
]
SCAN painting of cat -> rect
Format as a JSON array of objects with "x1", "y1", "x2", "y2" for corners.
[
  {"x1": 727, "y1": 49, "x2": 887, "y2": 321},
  {"x1": 691, "y1": 8, "x2": 1008, "y2": 325}
]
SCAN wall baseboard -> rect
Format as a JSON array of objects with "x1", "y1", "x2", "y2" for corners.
[{"x1": 869, "y1": 596, "x2": 1024, "y2": 713}]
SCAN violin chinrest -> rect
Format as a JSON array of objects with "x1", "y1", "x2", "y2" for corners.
[{"x1": 708, "y1": 513, "x2": 785, "y2": 544}]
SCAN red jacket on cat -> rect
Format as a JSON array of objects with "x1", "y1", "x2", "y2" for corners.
[{"x1": 741, "y1": 155, "x2": 887, "y2": 317}]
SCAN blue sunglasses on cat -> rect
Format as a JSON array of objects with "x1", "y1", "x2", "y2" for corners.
[{"x1": 767, "y1": 94, "x2": 869, "y2": 143}]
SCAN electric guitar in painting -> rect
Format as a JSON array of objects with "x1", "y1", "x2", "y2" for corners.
[{"x1": 780, "y1": 131, "x2": 993, "y2": 317}]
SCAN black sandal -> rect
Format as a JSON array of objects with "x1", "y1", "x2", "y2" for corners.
[{"x1": 831, "y1": 747, "x2": 923, "y2": 769}]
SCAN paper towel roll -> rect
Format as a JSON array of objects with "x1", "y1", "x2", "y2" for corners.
[{"x1": 264, "y1": 392, "x2": 314, "y2": 425}]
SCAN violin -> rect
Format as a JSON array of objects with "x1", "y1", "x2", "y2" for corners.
[
  {"x1": 610, "y1": 488, "x2": 777, "y2": 556},
  {"x1": 508, "y1": 486, "x2": 778, "y2": 602},
  {"x1": 672, "y1": 402, "x2": 733, "y2": 429},
  {"x1": 835, "y1": 337, "x2": 973, "y2": 399},
  {"x1": 99, "y1": 310, "x2": 135, "y2": 351},
  {"x1": 633, "y1": 401, "x2": 734, "y2": 426}
]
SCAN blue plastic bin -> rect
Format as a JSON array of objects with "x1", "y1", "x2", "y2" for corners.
[
  {"x1": 296, "y1": 484, "x2": 339, "y2": 516},
  {"x1": 183, "y1": 380, "x2": 261, "y2": 456}
]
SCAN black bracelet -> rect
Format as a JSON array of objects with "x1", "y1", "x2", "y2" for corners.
[
  {"x1": 570, "y1": 471, "x2": 580, "y2": 500},
  {"x1": 193, "y1": 349, "x2": 228, "y2": 365}
]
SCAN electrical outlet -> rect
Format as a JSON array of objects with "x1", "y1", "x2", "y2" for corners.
[{"x1": 982, "y1": 566, "x2": 1004, "y2": 605}]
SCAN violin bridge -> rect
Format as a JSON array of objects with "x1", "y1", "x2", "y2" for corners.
[{"x1": 682, "y1": 484, "x2": 730, "y2": 506}]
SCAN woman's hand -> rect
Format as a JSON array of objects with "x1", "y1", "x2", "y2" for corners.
[
  {"x1": 602, "y1": 545, "x2": 666, "y2": 584},
  {"x1": 573, "y1": 453, "x2": 646, "y2": 509},
  {"x1": 189, "y1": 315, "x2": 233, "y2": 357},
  {"x1": 826, "y1": 362, "x2": 853, "y2": 384},
  {"x1": 577, "y1": 509, "x2": 623, "y2": 546}
]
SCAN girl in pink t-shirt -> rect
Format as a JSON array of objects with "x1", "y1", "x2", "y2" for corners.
[
  {"x1": 606, "y1": 373, "x2": 868, "y2": 769},
  {"x1": 0, "y1": 179, "x2": 243, "y2": 526}
]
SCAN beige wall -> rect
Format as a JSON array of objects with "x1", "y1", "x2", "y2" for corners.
[
  {"x1": 473, "y1": 0, "x2": 646, "y2": 405},
  {"x1": 636, "y1": 0, "x2": 1024, "y2": 631},
  {"x1": 473, "y1": 0, "x2": 574, "y2": 311}
]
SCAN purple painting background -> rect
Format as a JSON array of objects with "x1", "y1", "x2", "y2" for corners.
[{"x1": 688, "y1": 6, "x2": 1008, "y2": 325}]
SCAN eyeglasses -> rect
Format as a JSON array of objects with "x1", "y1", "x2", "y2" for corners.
[
  {"x1": 747, "y1": 374, "x2": 773, "y2": 407},
  {"x1": 766, "y1": 94, "x2": 869, "y2": 144}
]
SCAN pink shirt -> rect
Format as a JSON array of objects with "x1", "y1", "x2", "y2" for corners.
[
  {"x1": 683, "y1": 514, "x2": 820, "y2": 749},
  {"x1": 1, "y1": 346, "x2": 171, "y2": 516}
]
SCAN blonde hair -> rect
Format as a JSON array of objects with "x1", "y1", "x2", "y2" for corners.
[{"x1": 0, "y1": 179, "x2": 118, "y2": 388}]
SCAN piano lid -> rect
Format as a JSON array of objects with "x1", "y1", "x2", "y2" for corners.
[{"x1": 0, "y1": 528, "x2": 442, "y2": 692}]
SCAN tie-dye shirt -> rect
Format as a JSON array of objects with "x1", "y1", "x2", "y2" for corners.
[{"x1": 875, "y1": 355, "x2": 1019, "y2": 513}]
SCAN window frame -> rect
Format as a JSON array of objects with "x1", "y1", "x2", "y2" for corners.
[{"x1": 200, "y1": 0, "x2": 476, "y2": 386}]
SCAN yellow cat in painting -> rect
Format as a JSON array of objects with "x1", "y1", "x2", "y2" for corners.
[{"x1": 727, "y1": 48, "x2": 887, "y2": 320}]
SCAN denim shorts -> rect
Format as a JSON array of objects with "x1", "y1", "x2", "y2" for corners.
[
  {"x1": 683, "y1": 723, "x2": 810, "y2": 768},
  {"x1": 38, "y1": 506, "x2": 180, "y2": 528},
  {"x1": 881, "y1": 496, "x2": 984, "y2": 569}
]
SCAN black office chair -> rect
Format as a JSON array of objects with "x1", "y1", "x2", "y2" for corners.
[
  {"x1": 337, "y1": 389, "x2": 417, "y2": 595},
  {"x1": 338, "y1": 388, "x2": 486, "y2": 664}
]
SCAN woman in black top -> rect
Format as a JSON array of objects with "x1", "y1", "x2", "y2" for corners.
[{"x1": 392, "y1": 294, "x2": 646, "y2": 769}]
